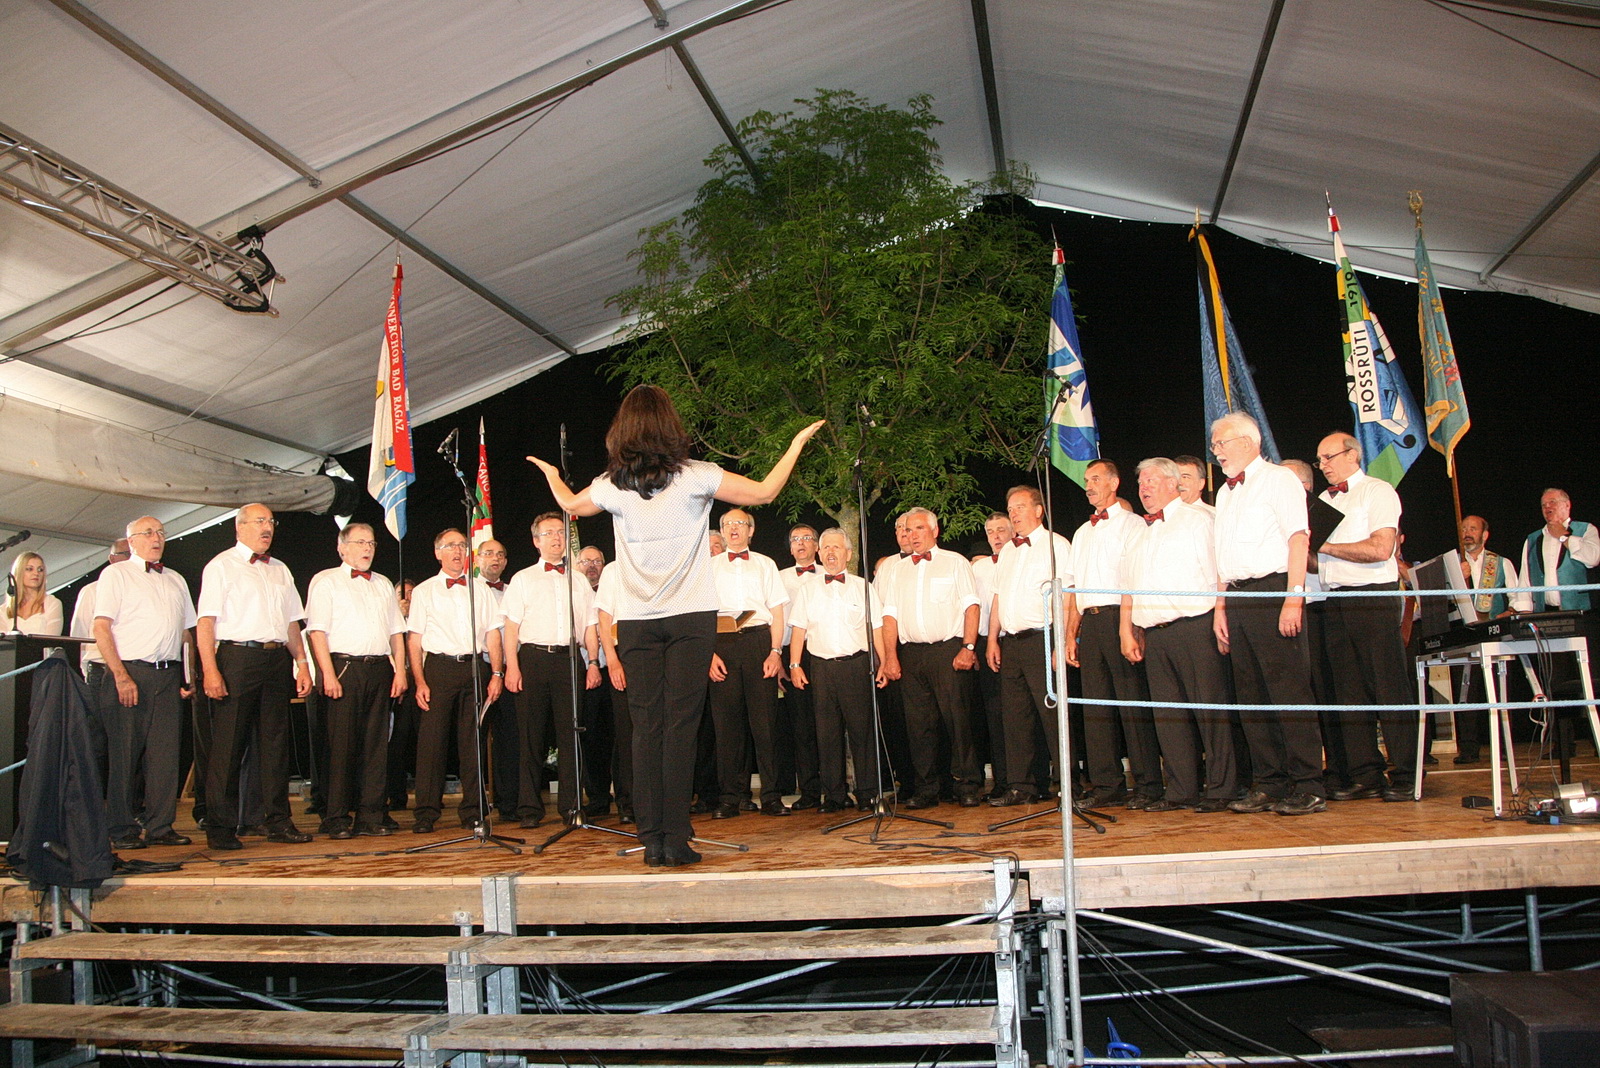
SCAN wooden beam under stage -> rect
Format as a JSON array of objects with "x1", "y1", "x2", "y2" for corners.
[{"x1": 5, "y1": 754, "x2": 1597, "y2": 928}]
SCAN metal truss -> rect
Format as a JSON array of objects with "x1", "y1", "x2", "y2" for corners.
[{"x1": 0, "y1": 122, "x2": 278, "y2": 315}]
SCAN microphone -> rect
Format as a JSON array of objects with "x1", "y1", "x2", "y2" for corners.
[
  {"x1": 436, "y1": 428, "x2": 459, "y2": 458},
  {"x1": 0, "y1": 530, "x2": 29, "y2": 552}
]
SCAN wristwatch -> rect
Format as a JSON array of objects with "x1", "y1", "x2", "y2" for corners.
[
  {"x1": 963, "y1": 642, "x2": 976, "y2": 651},
  {"x1": 1289, "y1": 585, "x2": 1305, "y2": 594},
  {"x1": 789, "y1": 662, "x2": 802, "y2": 670}
]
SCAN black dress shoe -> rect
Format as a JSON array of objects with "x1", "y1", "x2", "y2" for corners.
[
  {"x1": 1143, "y1": 798, "x2": 1193, "y2": 812},
  {"x1": 1228, "y1": 790, "x2": 1278, "y2": 813},
  {"x1": 1328, "y1": 784, "x2": 1383, "y2": 801},
  {"x1": 206, "y1": 831, "x2": 243, "y2": 851},
  {"x1": 145, "y1": 831, "x2": 192, "y2": 847},
  {"x1": 855, "y1": 795, "x2": 875, "y2": 812},
  {"x1": 738, "y1": 799, "x2": 758, "y2": 812},
  {"x1": 790, "y1": 795, "x2": 821, "y2": 811},
  {"x1": 689, "y1": 800, "x2": 714, "y2": 814},
  {"x1": 1382, "y1": 787, "x2": 1416, "y2": 803},
  {"x1": 267, "y1": 825, "x2": 312, "y2": 844},
  {"x1": 238, "y1": 824, "x2": 269, "y2": 837},
  {"x1": 712, "y1": 803, "x2": 740, "y2": 819},
  {"x1": 643, "y1": 842, "x2": 665, "y2": 868},
  {"x1": 1082, "y1": 786, "x2": 1128, "y2": 807},
  {"x1": 1125, "y1": 795, "x2": 1159, "y2": 811},
  {"x1": 354, "y1": 824, "x2": 392, "y2": 837},
  {"x1": 761, "y1": 799, "x2": 790, "y2": 816},
  {"x1": 1272, "y1": 792, "x2": 1327, "y2": 816},
  {"x1": 988, "y1": 789, "x2": 1035, "y2": 808},
  {"x1": 1453, "y1": 753, "x2": 1480, "y2": 765},
  {"x1": 381, "y1": 814, "x2": 401, "y2": 831},
  {"x1": 329, "y1": 827, "x2": 358, "y2": 841},
  {"x1": 112, "y1": 835, "x2": 146, "y2": 850},
  {"x1": 618, "y1": 807, "x2": 635, "y2": 824},
  {"x1": 957, "y1": 795, "x2": 982, "y2": 808},
  {"x1": 412, "y1": 819, "x2": 435, "y2": 834},
  {"x1": 819, "y1": 799, "x2": 845, "y2": 813},
  {"x1": 1193, "y1": 798, "x2": 1233, "y2": 813},
  {"x1": 663, "y1": 842, "x2": 702, "y2": 867},
  {"x1": 519, "y1": 815, "x2": 544, "y2": 829},
  {"x1": 903, "y1": 794, "x2": 940, "y2": 810}
]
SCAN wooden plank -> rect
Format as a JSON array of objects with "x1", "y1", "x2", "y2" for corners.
[
  {"x1": 436, "y1": 1007, "x2": 1001, "y2": 1050},
  {"x1": 471, "y1": 924, "x2": 1001, "y2": 965},
  {"x1": 12, "y1": 932, "x2": 484, "y2": 965},
  {"x1": 0, "y1": 1004, "x2": 442, "y2": 1050},
  {"x1": 1029, "y1": 833, "x2": 1600, "y2": 910}
]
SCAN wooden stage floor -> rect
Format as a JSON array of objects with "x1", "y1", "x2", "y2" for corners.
[{"x1": 6, "y1": 749, "x2": 1598, "y2": 928}]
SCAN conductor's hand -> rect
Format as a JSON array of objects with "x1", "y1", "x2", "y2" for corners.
[
  {"x1": 203, "y1": 667, "x2": 227, "y2": 700},
  {"x1": 792, "y1": 419, "x2": 827, "y2": 448},
  {"x1": 709, "y1": 653, "x2": 728, "y2": 682},
  {"x1": 527, "y1": 455, "x2": 558, "y2": 478}
]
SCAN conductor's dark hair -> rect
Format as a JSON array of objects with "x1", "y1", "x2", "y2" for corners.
[{"x1": 606, "y1": 385, "x2": 692, "y2": 500}]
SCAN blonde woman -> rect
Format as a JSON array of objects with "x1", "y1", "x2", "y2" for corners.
[{"x1": 3, "y1": 551, "x2": 64, "y2": 635}]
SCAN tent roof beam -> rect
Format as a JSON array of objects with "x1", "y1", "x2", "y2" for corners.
[
  {"x1": 1208, "y1": 0, "x2": 1286, "y2": 223},
  {"x1": 642, "y1": 0, "x2": 762, "y2": 181},
  {"x1": 969, "y1": 0, "x2": 1007, "y2": 175}
]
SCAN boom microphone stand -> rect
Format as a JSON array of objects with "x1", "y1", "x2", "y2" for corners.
[
  {"x1": 536, "y1": 425, "x2": 638, "y2": 854},
  {"x1": 988, "y1": 384, "x2": 1114, "y2": 835},
  {"x1": 409, "y1": 427, "x2": 524, "y2": 855},
  {"x1": 824, "y1": 403, "x2": 953, "y2": 838}
]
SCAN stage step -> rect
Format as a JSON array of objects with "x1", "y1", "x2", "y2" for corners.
[
  {"x1": 0, "y1": 1003, "x2": 1000, "y2": 1054},
  {"x1": 14, "y1": 924, "x2": 1000, "y2": 967}
]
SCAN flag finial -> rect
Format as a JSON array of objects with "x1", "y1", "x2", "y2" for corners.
[{"x1": 1408, "y1": 190, "x2": 1424, "y2": 226}]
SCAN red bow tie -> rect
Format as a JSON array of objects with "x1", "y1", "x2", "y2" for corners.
[
  {"x1": 445, "y1": 575, "x2": 467, "y2": 588},
  {"x1": 486, "y1": 579, "x2": 506, "y2": 590},
  {"x1": 728, "y1": 551, "x2": 749, "y2": 561},
  {"x1": 544, "y1": 562, "x2": 565, "y2": 574},
  {"x1": 351, "y1": 568, "x2": 372, "y2": 580},
  {"x1": 1224, "y1": 472, "x2": 1245, "y2": 489},
  {"x1": 145, "y1": 561, "x2": 165, "y2": 574},
  {"x1": 1013, "y1": 535, "x2": 1031, "y2": 547},
  {"x1": 1327, "y1": 481, "x2": 1349, "y2": 497},
  {"x1": 1088, "y1": 510, "x2": 1109, "y2": 526},
  {"x1": 796, "y1": 564, "x2": 815, "y2": 574},
  {"x1": 1144, "y1": 510, "x2": 1164, "y2": 525},
  {"x1": 991, "y1": 552, "x2": 999, "y2": 563},
  {"x1": 910, "y1": 551, "x2": 932, "y2": 564},
  {"x1": 250, "y1": 552, "x2": 271, "y2": 564},
  {"x1": 825, "y1": 572, "x2": 846, "y2": 584}
]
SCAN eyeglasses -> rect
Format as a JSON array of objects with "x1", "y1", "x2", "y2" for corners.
[
  {"x1": 346, "y1": 539, "x2": 376, "y2": 548},
  {"x1": 1316, "y1": 447, "x2": 1354, "y2": 465},
  {"x1": 789, "y1": 534, "x2": 816, "y2": 543},
  {"x1": 723, "y1": 519, "x2": 753, "y2": 528},
  {"x1": 478, "y1": 548, "x2": 507, "y2": 555},
  {"x1": 1209, "y1": 436, "x2": 1244, "y2": 452},
  {"x1": 129, "y1": 527, "x2": 166, "y2": 539},
  {"x1": 241, "y1": 517, "x2": 278, "y2": 528},
  {"x1": 438, "y1": 541, "x2": 469, "y2": 551}
]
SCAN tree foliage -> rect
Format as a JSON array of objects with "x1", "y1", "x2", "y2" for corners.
[{"x1": 608, "y1": 90, "x2": 1050, "y2": 538}]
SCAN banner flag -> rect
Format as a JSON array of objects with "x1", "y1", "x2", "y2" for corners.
[
  {"x1": 1328, "y1": 200, "x2": 1425, "y2": 487},
  {"x1": 1191, "y1": 224, "x2": 1280, "y2": 462},
  {"x1": 1411, "y1": 194, "x2": 1470, "y2": 476},
  {"x1": 1046, "y1": 245, "x2": 1100, "y2": 488},
  {"x1": 469, "y1": 416, "x2": 494, "y2": 567},
  {"x1": 366, "y1": 260, "x2": 414, "y2": 540}
]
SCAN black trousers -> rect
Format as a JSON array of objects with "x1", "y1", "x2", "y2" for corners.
[
  {"x1": 385, "y1": 691, "x2": 419, "y2": 811},
  {"x1": 102, "y1": 659, "x2": 183, "y2": 840},
  {"x1": 899, "y1": 638, "x2": 981, "y2": 798},
  {"x1": 581, "y1": 674, "x2": 618, "y2": 807},
  {"x1": 711, "y1": 627, "x2": 782, "y2": 806},
  {"x1": 1306, "y1": 600, "x2": 1352, "y2": 787},
  {"x1": 486, "y1": 692, "x2": 518, "y2": 817},
  {"x1": 1143, "y1": 612, "x2": 1238, "y2": 803},
  {"x1": 1322, "y1": 582, "x2": 1417, "y2": 790},
  {"x1": 1225, "y1": 573, "x2": 1325, "y2": 798},
  {"x1": 205, "y1": 644, "x2": 294, "y2": 831},
  {"x1": 780, "y1": 653, "x2": 823, "y2": 801},
  {"x1": 975, "y1": 653, "x2": 1007, "y2": 793},
  {"x1": 617, "y1": 611, "x2": 715, "y2": 848},
  {"x1": 811, "y1": 651, "x2": 880, "y2": 803},
  {"x1": 999, "y1": 629, "x2": 1059, "y2": 797},
  {"x1": 514, "y1": 644, "x2": 581, "y2": 819},
  {"x1": 1077, "y1": 607, "x2": 1158, "y2": 795},
  {"x1": 415, "y1": 655, "x2": 486, "y2": 824},
  {"x1": 323, "y1": 657, "x2": 393, "y2": 829}
]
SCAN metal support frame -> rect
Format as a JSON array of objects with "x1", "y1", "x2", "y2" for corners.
[
  {"x1": 992, "y1": 859, "x2": 1023, "y2": 1068},
  {"x1": 969, "y1": 0, "x2": 1008, "y2": 176},
  {"x1": 1207, "y1": 0, "x2": 1286, "y2": 222},
  {"x1": 0, "y1": 122, "x2": 276, "y2": 314}
]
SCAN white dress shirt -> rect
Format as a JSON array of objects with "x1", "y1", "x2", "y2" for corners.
[
  {"x1": 1214, "y1": 454, "x2": 1308, "y2": 583},
  {"x1": 1316, "y1": 469, "x2": 1401, "y2": 587},
  {"x1": 1121, "y1": 501, "x2": 1218, "y2": 629},
  {"x1": 878, "y1": 546, "x2": 978, "y2": 643},
  {"x1": 972, "y1": 554, "x2": 999, "y2": 637},
  {"x1": 1531, "y1": 524, "x2": 1600, "y2": 608},
  {"x1": 1465, "y1": 549, "x2": 1533, "y2": 615},
  {"x1": 94, "y1": 559, "x2": 196, "y2": 663},
  {"x1": 711, "y1": 549, "x2": 788, "y2": 628},
  {"x1": 305, "y1": 567, "x2": 405, "y2": 656},
  {"x1": 1069, "y1": 507, "x2": 1142, "y2": 611},
  {"x1": 71, "y1": 581, "x2": 102, "y2": 665},
  {"x1": 789, "y1": 571, "x2": 883, "y2": 659},
  {"x1": 781, "y1": 563, "x2": 820, "y2": 645},
  {"x1": 994, "y1": 529, "x2": 1073, "y2": 635},
  {"x1": 197, "y1": 542, "x2": 304, "y2": 642},
  {"x1": 501, "y1": 560, "x2": 595, "y2": 646},
  {"x1": 408, "y1": 571, "x2": 504, "y2": 655}
]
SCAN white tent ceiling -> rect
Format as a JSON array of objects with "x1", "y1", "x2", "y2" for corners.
[{"x1": 3, "y1": 0, "x2": 1598, "y2": 588}]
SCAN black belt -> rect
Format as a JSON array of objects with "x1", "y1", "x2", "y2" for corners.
[
  {"x1": 430, "y1": 652, "x2": 478, "y2": 663},
  {"x1": 814, "y1": 649, "x2": 867, "y2": 662},
  {"x1": 1082, "y1": 605, "x2": 1115, "y2": 616},
  {"x1": 1001, "y1": 628, "x2": 1042, "y2": 638},
  {"x1": 332, "y1": 653, "x2": 391, "y2": 663},
  {"x1": 520, "y1": 642, "x2": 569, "y2": 654},
  {"x1": 1226, "y1": 572, "x2": 1286, "y2": 590},
  {"x1": 139, "y1": 659, "x2": 181, "y2": 670},
  {"x1": 219, "y1": 639, "x2": 285, "y2": 650},
  {"x1": 903, "y1": 636, "x2": 960, "y2": 646},
  {"x1": 1146, "y1": 611, "x2": 1211, "y2": 631}
]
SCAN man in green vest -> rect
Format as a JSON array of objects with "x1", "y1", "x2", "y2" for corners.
[
  {"x1": 1452, "y1": 515, "x2": 1533, "y2": 764},
  {"x1": 1520, "y1": 489, "x2": 1599, "y2": 612}
]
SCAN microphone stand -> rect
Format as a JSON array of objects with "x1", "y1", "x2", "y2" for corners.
[
  {"x1": 824, "y1": 405, "x2": 952, "y2": 838},
  {"x1": 536, "y1": 425, "x2": 638, "y2": 854},
  {"x1": 409, "y1": 428, "x2": 524, "y2": 855},
  {"x1": 990, "y1": 378, "x2": 1113, "y2": 835}
]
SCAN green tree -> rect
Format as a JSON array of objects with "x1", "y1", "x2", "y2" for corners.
[{"x1": 609, "y1": 90, "x2": 1051, "y2": 548}]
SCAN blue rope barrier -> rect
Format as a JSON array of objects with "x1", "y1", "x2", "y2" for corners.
[
  {"x1": 0, "y1": 659, "x2": 44, "y2": 685},
  {"x1": 0, "y1": 758, "x2": 24, "y2": 778},
  {"x1": 1065, "y1": 582, "x2": 1600, "y2": 599},
  {"x1": 1067, "y1": 695, "x2": 1597, "y2": 714}
]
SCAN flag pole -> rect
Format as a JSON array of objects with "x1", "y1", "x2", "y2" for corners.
[{"x1": 1410, "y1": 191, "x2": 1470, "y2": 557}]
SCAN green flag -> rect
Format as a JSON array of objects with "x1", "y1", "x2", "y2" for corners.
[{"x1": 1411, "y1": 195, "x2": 1470, "y2": 477}]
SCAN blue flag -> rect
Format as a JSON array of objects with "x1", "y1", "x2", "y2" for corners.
[
  {"x1": 1192, "y1": 225, "x2": 1280, "y2": 463},
  {"x1": 1329, "y1": 204, "x2": 1425, "y2": 487},
  {"x1": 1047, "y1": 246, "x2": 1099, "y2": 487},
  {"x1": 1411, "y1": 196, "x2": 1470, "y2": 477}
]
